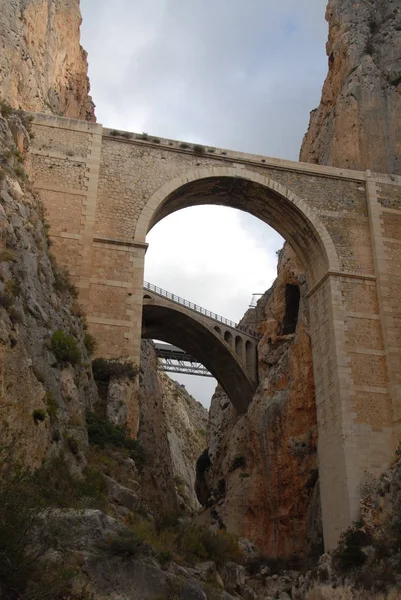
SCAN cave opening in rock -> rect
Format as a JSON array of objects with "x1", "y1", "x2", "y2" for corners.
[{"x1": 282, "y1": 284, "x2": 300, "y2": 335}]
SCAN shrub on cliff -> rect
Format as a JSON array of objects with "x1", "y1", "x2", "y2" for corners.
[
  {"x1": 86, "y1": 412, "x2": 144, "y2": 467},
  {"x1": 0, "y1": 449, "x2": 108, "y2": 598},
  {"x1": 335, "y1": 522, "x2": 371, "y2": 571},
  {"x1": 92, "y1": 357, "x2": 138, "y2": 381},
  {"x1": 50, "y1": 330, "x2": 81, "y2": 365}
]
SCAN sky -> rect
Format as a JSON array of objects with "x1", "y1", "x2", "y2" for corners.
[{"x1": 80, "y1": 0, "x2": 329, "y2": 407}]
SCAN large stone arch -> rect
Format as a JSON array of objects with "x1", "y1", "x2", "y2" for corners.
[
  {"x1": 134, "y1": 166, "x2": 339, "y2": 285},
  {"x1": 142, "y1": 301, "x2": 256, "y2": 413},
  {"x1": 135, "y1": 167, "x2": 349, "y2": 550}
]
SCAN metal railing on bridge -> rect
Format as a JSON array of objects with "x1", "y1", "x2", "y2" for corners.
[{"x1": 143, "y1": 281, "x2": 262, "y2": 340}]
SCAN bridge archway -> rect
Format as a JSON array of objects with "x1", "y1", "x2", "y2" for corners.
[
  {"x1": 135, "y1": 166, "x2": 339, "y2": 285},
  {"x1": 141, "y1": 301, "x2": 256, "y2": 413},
  {"x1": 135, "y1": 167, "x2": 347, "y2": 550}
]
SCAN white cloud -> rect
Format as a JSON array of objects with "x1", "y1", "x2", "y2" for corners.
[{"x1": 79, "y1": 0, "x2": 328, "y2": 407}]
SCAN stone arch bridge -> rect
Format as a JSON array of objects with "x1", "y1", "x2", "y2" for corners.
[
  {"x1": 28, "y1": 112, "x2": 401, "y2": 550},
  {"x1": 142, "y1": 281, "x2": 260, "y2": 413}
]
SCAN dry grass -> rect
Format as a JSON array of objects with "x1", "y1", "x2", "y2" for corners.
[{"x1": 306, "y1": 585, "x2": 401, "y2": 600}]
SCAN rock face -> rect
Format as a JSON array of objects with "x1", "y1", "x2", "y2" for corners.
[
  {"x1": 198, "y1": 246, "x2": 322, "y2": 557},
  {"x1": 0, "y1": 0, "x2": 95, "y2": 120},
  {"x1": 300, "y1": 0, "x2": 401, "y2": 174},
  {"x1": 136, "y1": 341, "x2": 208, "y2": 513},
  {"x1": 159, "y1": 371, "x2": 208, "y2": 510},
  {"x1": 0, "y1": 109, "x2": 98, "y2": 468}
]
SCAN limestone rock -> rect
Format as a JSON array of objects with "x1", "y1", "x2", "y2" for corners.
[
  {"x1": 300, "y1": 0, "x2": 401, "y2": 174},
  {"x1": 0, "y1": 111, "x2": 97, "y2": 469},
  {"x1": 33, "y1": 508, "x2": 241, "y2": 600},
  {"x1": 106, "y1": 374, "x2": 140, "y2": 438},
  {"x1": 219, "y1": 561, "x2": 246, "y2": 594},
  {"x1": 136, "y1": 340, "x2": 208, "y2": 514},
  {"x1": 106, "y1": 475, "x2": 139, "y2": 514},
  {"x1": 159, "y1": 371, "x2": 208, "y2": 511},
  {"x1": 198, "y1": 245, "x2": 322, "y2": 557},
  {"x1": 0, "y1": 0, "x2": 95, "y2": 120}
]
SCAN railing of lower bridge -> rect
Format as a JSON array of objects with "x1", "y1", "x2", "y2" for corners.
[{"x1": 143, "y1": 281, "x2": 262, "y2": 339}]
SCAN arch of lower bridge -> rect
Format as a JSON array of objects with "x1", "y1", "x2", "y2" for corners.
[
  {"x1": 135, "y1": 166, "x2": 339, "y2": 286},
  {"x1": 141, "y1": 301, "x2": 257, "y2": 413}
]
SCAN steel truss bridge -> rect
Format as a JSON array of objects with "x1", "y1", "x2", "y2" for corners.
[{"x1": 154, "y1": 342, "x2": 213, "y2": 377}]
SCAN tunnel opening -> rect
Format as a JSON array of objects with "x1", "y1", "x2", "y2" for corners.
[{"x1": 282, "y1": 284, "x2": 300, "y2": 335}]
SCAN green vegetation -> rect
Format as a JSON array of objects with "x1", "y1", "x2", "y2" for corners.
[
  {"x1": 50, "y1": 330, "x2": 82, "y2": 365},
  {"x1": 335, "y1": 522, "x2": 371, "y2": 571},
  {"x1": 84, "y1": 332, "x2": 97, "y2": 355},
  {"x1": 49, "y1": 254, "x2": 78, "y2": 297},
  {"x1": 4, "y1": 278, "x2": 21, "y2": 298},
  {"x1": 92, "y1": 357, "x2": 138, "y2": 381},
  {"x1": 32, "y1": 409, "x2": 46, "y2": 423},
  {"x1": 14, "y1": 164, "x2": 26, "y2": 180},
  {"x1": 126, "y1": 511, "x2": 241, "y2": 567},
  {"x1": 0, "y1": 449, "x2": 108, "y2": 598},
  {"x1": 100, "y1": 530, "x2": 146, "y2": 558},
  {"x1": 86, "y1": 411, "x2": 145, "y2": 467},
  {"x1": 46, "y1": 391, "x2": 58, "y2": 423},
  {"x1": 0, "y1": 101, "x2": 13, "y2": 117},
  {"x1": 0, "y1": 249, "x2": 16, "y2": 262},
  {"x1": 36, "y1": 453, "x2": 108, "y2": 511}
]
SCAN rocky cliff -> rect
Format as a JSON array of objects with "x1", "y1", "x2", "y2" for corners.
[
  {"x1": 0, "y1": 109, "x2": 97, "y2": 469},
  {"x1": 198, "y1": 245, "x2": 322, "y2": 558},
  {"x1": 0, "y1": 0, "x2": 95, "y2": 120},
  {"x1": 300, "y1": 0, "x2": 401, "y2": 174},
  {"x1": 135, "y1": 340, "x2": 207, "y2": 514}
]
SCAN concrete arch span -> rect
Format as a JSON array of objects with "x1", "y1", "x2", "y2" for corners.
[
  {"x1": 141, "y1": 302, "x2": 256, "y2": 414},
  {"x1": 135, "y1": 167, "x2": 339, "y2": 285}
]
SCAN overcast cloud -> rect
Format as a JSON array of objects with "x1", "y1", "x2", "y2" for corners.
[{"x1": 80, "y1": 0, "x2": 328, "y2": 407}]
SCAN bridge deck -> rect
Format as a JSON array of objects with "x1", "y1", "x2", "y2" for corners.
[{"x1": 144, "y1": 281, "x2": 261, "y2": 339}]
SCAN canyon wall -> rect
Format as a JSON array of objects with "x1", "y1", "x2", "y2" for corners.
[
  {"x1": 198, "y1": 246, "x2": 322, "y2": 557},
  {"x1": 0, "y1": 0, "x2": 95, "y2": 120},
  {"x1": 136, "y1": 340, "x2": 208, "y2": 513},
  {"x1": 300, "y1": 0, "x2": 401, "y2": 174}
]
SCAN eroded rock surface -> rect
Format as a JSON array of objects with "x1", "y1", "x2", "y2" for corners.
[
  {"x1": 300, "y1": 0, "x2": 401, "y2": 174},
  {"x1": 0, "y1": 0, "x2": 95, "y2": 120},
  {"x1": 136, "y1": 341, "x2": 208, "y2": 513},
  {"x1": 198, "y1": 246, "x2": 322, "y2": 557},
  {"x1": 0, "y1": 110, "x2": 97, "y2": 468}
]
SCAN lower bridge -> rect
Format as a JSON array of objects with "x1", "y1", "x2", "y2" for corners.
[
  {"x1": 154, "y1": 343, "x2": 213, "y2": 377},
  {"x1": 142, "y1": 282, "x2": 260, "y2": 413}
]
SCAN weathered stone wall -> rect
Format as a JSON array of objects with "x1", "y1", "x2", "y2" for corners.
[
  {"x1": 300, "y1": 0, "x2": 401, "y2": 175},
  {"x1": 0, "y1": 0, "x2": 95, "y2": 121}
]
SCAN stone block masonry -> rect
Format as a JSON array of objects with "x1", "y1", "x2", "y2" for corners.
[{"x1": 28, "y1": 112, "x2": 401, "y2": 552}]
